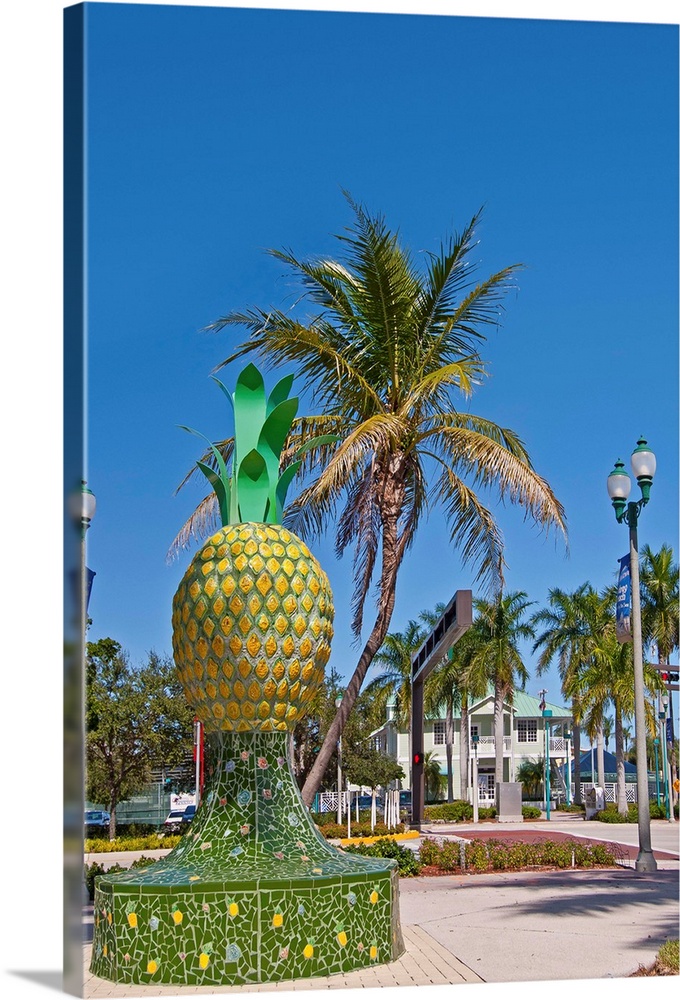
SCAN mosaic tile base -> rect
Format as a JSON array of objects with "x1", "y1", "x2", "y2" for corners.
[{"x1": 90, "y1": 732, "x2": 404, "y2": 985}]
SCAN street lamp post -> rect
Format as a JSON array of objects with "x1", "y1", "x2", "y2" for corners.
[
  {"x1": 335, "y1": 696, "x2": 343, "y2": 824},
  {"x1": 659, "y1": 696, "x2": 671, "y2": 821},
  {"x1": 564, "y1": 729, "x2": 572, "y2": 807},
  {"x1": 542, "y1": 709, "x2": 552, "y2": 820},
  {"x1": 472, "y1": 733, "x2": 479, "y2": 824},
  {"x1": 607, "y1": 437, "x2": 657, "y2": 872},
  {"x1": 653, "y1": 737, "x2": 661, "y2": 808}
]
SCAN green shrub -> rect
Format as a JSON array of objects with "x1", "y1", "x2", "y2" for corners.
[
  {"x1": 463, "y1": 839, "x2": 490, "y2": 872},
  {"x1": 478, "y1": 807, "x2": 497, "y2": 819},
  {"x1": 438, "y1": 840, "x2": 462, "y2": 871},
  {"x1": 344, "y1": 838, "x2": 422, "y2": 876},
  {"x1": 418, "y1": 838, "x2": 442, "y2": 866},
  {"x1": 555, "y1": 803, "x2": 585, "y2": 812},
  {"x1": 84, "y1": 855, "x2": 157, "y2": 900},
  {"x1": 423, "y1": 800, "x2": 473, "y2": 822},
  {"x1": 522, "y1": 806, "x2": 541, "y2": 819}
]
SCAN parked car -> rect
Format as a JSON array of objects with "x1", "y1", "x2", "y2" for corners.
[
  {"x1": 164, "y1": 804, "x2": 197, "y2": 833},
  {"x1": 356, "y1": 794, "x2": 385, "y2": 810},
  {"x1": 84, "y1": 809, "x2": 110, "y2": 830},
  {"x1": 163, "y1": 809, "x2": 187, "y2": 833}
]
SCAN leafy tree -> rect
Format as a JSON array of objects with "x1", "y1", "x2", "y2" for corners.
[
  {"x1": 343, "y1": 743, "x2": 404, "y2": 792},
  {"x1": 463, "y1": 591, "x2": 535, "y2": 785},
  {"x1": 86, "y1": 638, "x2": 194, "y2": 838},
  {"x1": 197, "y1": 194, "x2": 566, "y2": 805}
]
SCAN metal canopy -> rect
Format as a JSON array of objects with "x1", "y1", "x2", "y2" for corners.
[{"x1": 410, "y1": 590, "x2": 473, "y2": 828}]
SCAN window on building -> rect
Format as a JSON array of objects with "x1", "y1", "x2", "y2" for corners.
[
  {"x1": 517, "y1": 720, "x2": 538, "y2": 743},
  {"x1": 433, "y1": 720, "x2": 447, "y2": 745},
  {"x1": 470, "y1": 724, "x2": 479, "y2": 741}
]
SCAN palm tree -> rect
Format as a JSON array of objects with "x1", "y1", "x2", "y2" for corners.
[
  {"x1": 531, "y1": 583, "x2": 603, "y2": 805},
  {"x1": 463, "y1": 591, "x2": 535, "y2": 785},
  {"x1": 640, "y1": 544, "x2": 679, "y2": 664},
  {"x1": 177, "y1": 194, "x2": 567, "y2": 805},
  {"x1": 577, "y1": 620, "x2": 661, "y2": 816},
  {"x1": 423, "y1": 751, "x2": 443, "y2": 803},
  {"x1": 516, "y1": 759, "x2": 544, "y2": 800},
  {"x1": 640, "y1": 544, "x2": 679, "y2": 808},
  {"x1": 362, "y1": 616, "x2": 425, "y2": 774},
  {"x1": 425, "y1": 630, "x2": 488, "y2": 802}
]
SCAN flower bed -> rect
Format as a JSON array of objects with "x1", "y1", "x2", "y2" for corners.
[{"x1": 418, "y1": 836, "x2": 621, "y2": 873}]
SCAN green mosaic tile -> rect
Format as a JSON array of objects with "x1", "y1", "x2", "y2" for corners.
[{"x1": 91, "y1": 731, "x2": 403, "y2": 985}]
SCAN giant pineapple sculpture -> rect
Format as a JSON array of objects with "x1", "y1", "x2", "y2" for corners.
[
  {"x1": 89, "y1": 364, "x2": 404, "y2": 988},
  {"x1": 172, "y1": 364, "x2": 334, "y2": 734}
]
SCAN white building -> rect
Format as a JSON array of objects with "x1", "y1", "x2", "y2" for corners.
[{"x1": 371, "y1": 687, "x2": 573, "y2": 805}]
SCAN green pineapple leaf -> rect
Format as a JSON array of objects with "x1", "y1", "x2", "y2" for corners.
[
  {"x1": 181, "y1": 363, "x2": 338, "y2": 527},
  {"x1": 266, "y1": 373, "x2": 295, "y2": 414},
  {"x1": 237, "y1": 449, "x2": 270, "y2": 522}
]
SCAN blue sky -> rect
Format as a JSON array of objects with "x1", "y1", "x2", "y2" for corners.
[
  {"x1": 2, "y1": 2, "x2": 678, "y2": 998},
  {"x1": 80, "y1": 3, "x2": 678, "y2": 733}
]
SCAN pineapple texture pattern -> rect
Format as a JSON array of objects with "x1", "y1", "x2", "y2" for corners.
[{"x1": 172, "y1": 524, "x2": 334, "y2": 733}]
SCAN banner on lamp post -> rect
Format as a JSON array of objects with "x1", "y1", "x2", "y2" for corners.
[{"x1": 616, "y1": 554, "x2": 632, "y2": 643}]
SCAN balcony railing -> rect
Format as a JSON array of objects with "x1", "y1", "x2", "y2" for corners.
[{"x1": 474, "y1": 736, "x2": 512, "y2": 754}]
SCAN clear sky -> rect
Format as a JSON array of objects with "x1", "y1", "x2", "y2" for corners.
[
  {"x1": 81, "y1": 3, "x2": 678, "y2": 731},
  {"x1": 2, "y1": 3, "x2": 678, "y2": 998}
]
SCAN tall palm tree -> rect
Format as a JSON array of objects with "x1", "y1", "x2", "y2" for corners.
[
  {"x1": 640, "y1": 543, "x2": 679, "y2": 807},
  {"x1": 463, "y1": 591, "x2": 535, "y2": 785},
  {"x1": 577, "y1": 625, "x2": 661, "y2": 816},
  {"x1": 640, "y1": 544, "x2": 679, "y2": 664},
  {"x1": 531, "y1": 583, "x2": 602, "y2": 805},
  {"x1": 363, "y1": 616, "x2": 425, "y2": 772},
  {"x1": 425, "y1": 630, "x2": 488, "y2": 802},
  {"x1": 176, "y1": 195, "x2": 567, "y2": 805}
]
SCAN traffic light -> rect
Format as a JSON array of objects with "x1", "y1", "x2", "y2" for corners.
[
  {"x1": 413, "y1": 751, "x2": 423, "y2": 767},
  {"x1": 660, "y1": 672, "x2": 679, "y2": 683}
]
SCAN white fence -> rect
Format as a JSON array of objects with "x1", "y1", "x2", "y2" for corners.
[{"x1": 578, "y1": 782, "x2": 657, "y2": 804}]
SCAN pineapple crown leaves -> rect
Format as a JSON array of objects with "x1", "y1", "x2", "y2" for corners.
[{"x1": 180, "y1": 362, "x2": 338, "y2": 525}]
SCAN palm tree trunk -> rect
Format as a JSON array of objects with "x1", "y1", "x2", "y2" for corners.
[
  {"x1": 300, "y1": 501, "x2": 408, "y2": 807},
  {"x1": 460, "y1": 695, "x2": 470, "y2": 802},
  {"x1": 494, "y1": 680, "x2": 505, "y2": 787},
  {"x1": 597, "y1": 728, "x2": 606, "y2": 790},
  {"x1": 445, "y1": 702, "x2": 454, "y2": 803},
  {"x1": 615, "y1": 700, "x2": 628, "y2": 816}
]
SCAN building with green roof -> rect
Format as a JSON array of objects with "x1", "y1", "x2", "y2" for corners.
[{"x1": 371, "y1": 686, "x2": 572, "y2": 804}]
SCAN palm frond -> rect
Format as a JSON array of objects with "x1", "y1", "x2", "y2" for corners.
[
  {"x1": 429, "y1": 423, "x2": 567, "y2": 542},
  {"x1": 166, "y1": 493, "x2": 221, "y2": 562}
]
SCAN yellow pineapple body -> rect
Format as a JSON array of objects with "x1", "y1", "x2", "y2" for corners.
[{"x1": 172, "y1": 524, "x2": 334, "y2": 733}]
